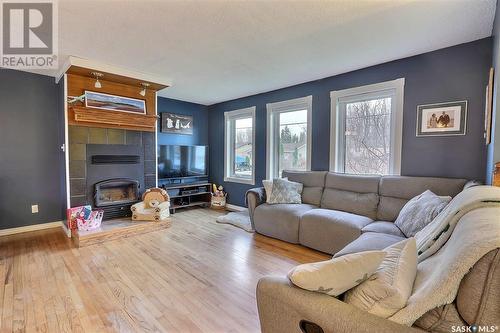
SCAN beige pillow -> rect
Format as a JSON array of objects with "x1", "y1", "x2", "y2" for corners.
[
  {"x1": 262, "y1": 178, "x2": 287, "y2": 203},
  {"x1": 288, "y1": 251, "x2": 386, "y2": 297},
  {"x1": 344, "y1": 238, "x2": 417, "y2": 318}
]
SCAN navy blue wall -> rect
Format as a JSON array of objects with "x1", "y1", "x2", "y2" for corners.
[
  {"x1": 157, "y1": 97, "x2": 209, "y2": 146},
  {"x1": 0, "y1": 69, "x2": 66, "y2": 229},
  {"x1": 157, "y1": 97, "x2": 209, "y2": 184},
  {"x1": 208, "y1": 38, "x2": 493, "y2": 206}
]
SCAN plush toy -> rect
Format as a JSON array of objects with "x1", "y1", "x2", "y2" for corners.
[
  {"x1": 131, "y1": 188, "x2": 170, "y2": 221},
  {"x1": 212, "y1": 184, "x2": 225, "y2": 197}
]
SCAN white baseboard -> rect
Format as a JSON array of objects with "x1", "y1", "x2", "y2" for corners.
[
  {"x1": 226, "y1": 204, "x2": 247, "y2": 212},
  {"x1": 0, "y1": 221, "x2": 64, "y2": 237}
]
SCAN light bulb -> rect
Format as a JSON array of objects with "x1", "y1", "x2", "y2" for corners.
[
  {"x1": 91, "y1": 72, "x2": 104, "y2": 89},
  {"x1": 139, "y1": 83, "x2": 150, "y2": 97}
]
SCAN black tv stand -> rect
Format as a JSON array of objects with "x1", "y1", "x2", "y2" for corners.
[{"x1": 162, "y1": 182, "x2": 211, "y2": 214}]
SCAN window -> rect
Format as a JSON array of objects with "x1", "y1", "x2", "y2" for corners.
[
  {"x1": 266, "y1": 96, "x2": 312, "y2": 179},
  {"x1": 330, "y1": 79, "x2": 404, "y2": 175},
  {"x1": 224, "y1": 107, "x2": 256, "y2": 185}
]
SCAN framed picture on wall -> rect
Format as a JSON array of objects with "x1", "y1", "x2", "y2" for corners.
[
  {"x1": 85, "y1": 91, "x2": 146, "y2": 114},
  {"x1": 416, "y1": 100, "x2": 467, "y2": 137},
  {"x1": 160, "y1": 112, "x2": 193, "y2": 135}
]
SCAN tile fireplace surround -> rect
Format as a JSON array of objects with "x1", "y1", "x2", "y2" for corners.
[{"x1": 68, "y1": 126, "x2": 156, "y2": 207}]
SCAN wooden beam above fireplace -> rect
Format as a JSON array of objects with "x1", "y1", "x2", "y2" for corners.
[{"x1": 58, "y1": 56, "x2": 170, "y2": 92}]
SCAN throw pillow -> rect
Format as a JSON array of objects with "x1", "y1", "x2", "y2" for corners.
[
  {"x1": 344, "y1": 238, "x2": 417, "y2": 318},
  {"x1": 288, "y1": 250, "x2": 386, "y2": 297},
  {"x1": 268, "y1": 178, "x2": 303, "y2": 204},
  {"x1": 394, "y1": 190, "x2": 451, "y2": 237},
  {"x1": 262, "y1": 178, "x2": 288, "y2": 204}
]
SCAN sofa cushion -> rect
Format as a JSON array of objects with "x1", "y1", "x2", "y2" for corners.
[
  {"x1": 320, "y1": 173, "x2": 380, "y2": 219},
  {"x1": 394, "y1": 190, "x2": 451, "y2": 238},
  {"x1": 325, "y1": 172, "x2": 380, "y2": 193},
  {"x1": 300, "y1": 209, "x2": 373, "y2": 254},
  {"x1": 362, "y1": 221, "x2": 404, "y2": 237},
  {"x1": 268, "y1": 178, "x2": 303, "y2": 204},
  {"x1": 377, "y1": 176, "x2": 467, "y2": 221},
  {"x1": 254, "y1": 203, "x2": 316, "y2": 243},
  {"x1": 262, "y1": 177, "x2": 287, "y2": 203},
  {"x1": 321, "y1": 189, "x2": 379, "y2": 220},
  {"x1": 345, "y1": 238, "x2": 417, "y2": 318},
  {"x1": 334, "y1": 232, "x2": 405, "y2": 258},
  {"x1": 282, "y1": 171, "x2": 327, "y2": 206},
  {"x1": 456, "y1": 249, "x2": 500, "y2": 326},
  {"x1": 288, "y1": 250, "x2": 386, "y2": 297}
]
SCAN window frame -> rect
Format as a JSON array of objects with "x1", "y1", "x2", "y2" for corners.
[
  {"x1": 329, "y1": 78, "x2": 405, "y2": 175},
  {"x1": 266, "y1": 95, "x2": 313, "y2": 179},
  {"x1": 224, "y1": 106, "x2": 256, "y2": 185}
]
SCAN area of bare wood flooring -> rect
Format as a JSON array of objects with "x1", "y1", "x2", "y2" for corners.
[{"x1": 0, "y1": 208, "x2": 328, "y2": 333}]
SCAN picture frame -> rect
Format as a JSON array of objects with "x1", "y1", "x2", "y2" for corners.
[
  {"x1": 85, "y1": 91, "x2": 146, "y2": 114},
  {"x1": 160, "y1": 112, "x2": 193, "y2": 135},
  {"x1": 484, "y1": 67, "x2": 494, "y2": 144},
  {"x1": 416, "y1": 100, "x2": 467, "y2": 137}
]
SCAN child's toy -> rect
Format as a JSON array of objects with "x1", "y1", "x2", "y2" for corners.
[{"x1": 131, "y1": 188, "x2": 170, "y2": 221}]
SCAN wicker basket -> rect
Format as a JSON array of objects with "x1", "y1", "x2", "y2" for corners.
[{"x1": 211, "y1": 193, "x2": 227, "y2": 210}]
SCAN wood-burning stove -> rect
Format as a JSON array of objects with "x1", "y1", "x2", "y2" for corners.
[
  {"x1": 94, "y1": 178, "x2": 140, "y2": 220},
  {"x1": 86, "y1": 144, "x2": 145, "y2": 220}
]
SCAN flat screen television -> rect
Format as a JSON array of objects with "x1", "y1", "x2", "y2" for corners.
[{"x1": 158, "y1": 145, "x2": 208, "y2": 179}]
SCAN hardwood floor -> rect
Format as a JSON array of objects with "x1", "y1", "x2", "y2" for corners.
[{"x1": 0, "y1": 208, "x2": 328, "y2": 333}]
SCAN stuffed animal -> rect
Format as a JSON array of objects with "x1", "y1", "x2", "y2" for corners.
[{"x1": 131, "y1": 188, "x2": 170, "y2": 221}]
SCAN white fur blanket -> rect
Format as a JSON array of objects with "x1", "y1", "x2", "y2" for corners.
[
  {"x1": 415, "y1": 185, "x2": 500, "y2": 262},
  {"x1": 389, "y1": 206, "x2": 500, "y2": 325}
]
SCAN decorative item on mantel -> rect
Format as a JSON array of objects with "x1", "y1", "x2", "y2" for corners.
[
  {"x1": 211, "y1": 184, "x2": 227, "y2": 210},
  {"x1": 493, "y1": 162, "x2": 500, "y2": 187}
]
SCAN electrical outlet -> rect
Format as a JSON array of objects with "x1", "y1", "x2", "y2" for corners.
[{"x1": 31, "y1": 205, "x2": 39, "y2": 214}]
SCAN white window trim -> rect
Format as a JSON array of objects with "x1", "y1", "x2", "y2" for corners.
[
  {"x1": 330, "y1": 78, "x2": 405, "y2": 175},
  {"x1": 224, "y1": 106, "x2": 256, "y2": 185},
  {"x1": 266, "y1": 95, "x2": 313, "y2": 179}
]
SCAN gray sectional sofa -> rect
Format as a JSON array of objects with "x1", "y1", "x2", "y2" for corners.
[{"x1": 246, "y1": 171, "x2": 468, "y2": 256}]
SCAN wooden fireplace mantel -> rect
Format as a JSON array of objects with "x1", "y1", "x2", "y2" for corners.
[
  {"x1": 69, "y1": 106, "x2": 158, "y2": 132},
  {"x1": 66, "y1": 69, "x2": 165, "y2": 132}
]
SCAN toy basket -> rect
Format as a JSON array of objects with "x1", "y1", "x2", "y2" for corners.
[
  {"x1": 211, "y1": 193, "x2": 227, "y2": 210},
  {"x1": 77, "y1": 210, "x2": 104, "y2": 231}
]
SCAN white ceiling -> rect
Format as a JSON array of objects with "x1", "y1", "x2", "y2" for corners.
[{"x1": 52, "y1": 0, "x2": 497, "y2": 105}]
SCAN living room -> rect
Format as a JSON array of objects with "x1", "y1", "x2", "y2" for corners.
[{"x1": 1, "y1": 1, "x2": 499, "y2": 332}]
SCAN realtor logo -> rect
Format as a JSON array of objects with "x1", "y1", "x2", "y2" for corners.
[{"x1": 1, "y1": 0, "x2": 58, "y2": 69}]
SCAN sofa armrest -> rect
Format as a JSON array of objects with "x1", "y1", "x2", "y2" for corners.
[
  {"x1": 256, "y1": 276, "x2": 422, "y2": 333},
  {"x1": 245, "y1": 187, "x2": 266, "y2": 227}
]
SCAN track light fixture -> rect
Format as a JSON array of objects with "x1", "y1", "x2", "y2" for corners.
[
  {"x1": 91, "y1": 72, "x2": 104, "y2": 88},
  {"x1": 140, "y1": 83, "x2": 150, "y2": 97}
]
